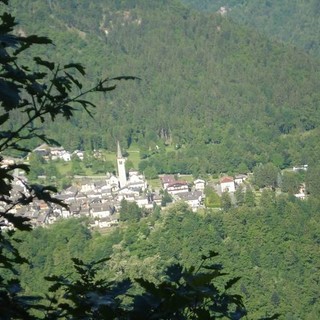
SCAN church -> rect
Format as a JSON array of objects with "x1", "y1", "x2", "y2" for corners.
[{"x1": 116, "y1": 142, "x2": 147, "y2": 193}]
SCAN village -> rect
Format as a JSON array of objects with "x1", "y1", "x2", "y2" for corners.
[{"x1": 0, "y1": 142, "x2": 307, "y2": 230}]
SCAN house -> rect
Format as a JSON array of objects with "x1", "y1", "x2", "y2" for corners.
[
  {"x1": 234, "y1": 174, "x2": 248, "y2": 186},
  {"x1": 117, "y1": 188, "x2": 138, "y2": 202},
  {"x1": 293, "y1": 165, "x2": 308, "y2": 172},
  {"x1": 161, "y1": 175, "x2": 176, "y2": 189},
  {"x1": 86, "y1": 190, "x2": 102, "y2": 200},
  {"x1": 175, "y1": 190, "x2": 203, "y2": 211},
  {"x1": 90, "y1": 203, "x2": 111, "y2": 219},
  {"x1": 167, "y1": 181, "x2": 189, "y2": 195},
  {"x1": 194, "y1": 179, "x2": 205, "y2": 191},
  {"x1": 94, "y1": 180, "x2": 108, "y2": 192},
  {"x1": 33, "y1": 143, "x2": 50, "y2": 158},
  {"x1": 128, "y1": 168, "x2": 139, "y2": 177},
  {"x1": 127, "y1": 173, "x2": 147, "y2": 191},
  {"x1": 135, "y1": 196, "x2": 149, "y2": 208},
  {"x1": 60, "y1": 151, "x2": 71, "y2": 161},
  {"x1": 108, "y1": 175, "x2": 119, "y2": 191},
  {"x1": 80, "y1": 181, "x2": 96, "y2": 193},
  {"x1": 96, "y1": 215, "x2": 119, "y2": 228},
  {"x1": 294, "y1": 184, "x2": 306, "y2": 200},
  {"x1": 73, "y1": 150, "x2": 84, "y2": 161},
  {"x1": 50, "y1": 146, "x2": 65, "y2": 160},
  {"x1": 220, "y1": 176, "x2": 235, "y2": 193},
  {"x1": 33, "y1": 144, "x2": 72, "y2": 161},
  {"x1": 152, "y1": 194, "x2": 162, "y2": 207},
  {"x1": 218, "y1": 6, "x2": 228, "y2": 15}
]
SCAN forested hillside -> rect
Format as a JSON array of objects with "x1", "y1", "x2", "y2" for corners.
[
  {"x1": 182, "y1": 0, "x2": 320, "y2": 57},
  {"x1": 7, "y1": 0, "x2": 320, "y2": 174},
  {"x1": 15, "y1": 195, "x2": 320, "y2": 319}
]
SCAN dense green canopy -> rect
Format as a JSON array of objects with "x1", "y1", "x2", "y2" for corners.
[{"x1": 6, "y1": 0, "x2": 320, "y2": 175}]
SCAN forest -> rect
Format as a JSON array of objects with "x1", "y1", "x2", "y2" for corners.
[
  {"x1": 182, "y1": 0, "x2": 320, "y2": 57},
  {"x1": 12, "y1": 193, "x2": 320, "y2": 319},
  {"x1": 5, "y1": 0, "x2": 320, "y2": 176},
  {"x1": 1, "y1": 0, "x2": 320, "y2": 319}
]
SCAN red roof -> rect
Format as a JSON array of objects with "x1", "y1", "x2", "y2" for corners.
[
  {"x1": 167, "y1": 181, "x2": 188, "y2": 188},
  {"x1": 220, "y1": 176, "x2": 234, "y2": 184}
]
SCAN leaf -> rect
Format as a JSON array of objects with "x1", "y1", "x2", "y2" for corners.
[
  {"x1": 94, "y1": 257, "x2": 111, "y2": 265},
  {"x1": 63, "y1": 63, "x2": 86, "y2": 76},
  {"x1": 0, "y1": 13, "x2": 16, "y2": 34},
  {"x1": 165, "y1": 264, "x2": 183, "y2": 282},
  {"x1": 201, "y1": 250, "x2": 219, "y2": 260},
  {"x1": 34, "y1": 134, "x2": 60, "y2": 146},
  {"x1": 96, "y1": 84, "x2": 117, "y2": 92},
  {"x1": 225, "y1": 276, "x2": 241, "y2": 291},
  {"x1": 135, "y1": 278, "x2": 159, "y2": 295},
  {"x1": 14, "y1": 35, "x2": 52, "y2": 55},
  {"x1": 6, "y1": 162, "x2": 30, "y2": 173},
  {"x1": 62, "y1": 105, "x2": 76, "y2": 120},
  {"x1": 187, "y1": 272, "x2": 227, "y2": 287},
  {"x1": 0, "y1": 113, "x2": 9, "y2": 125},
  {"x1": 34, "y1": 57, "x2": 55, "y2": 71},
  {"x1": 109, "y1": 75, "x2": 141, "y2": 81},
  {"x1": 3, "y1": 213, "x2": 32, "y2": 231},
  {"x1": 64, "y1": 71, "x2": 82, "y2": 89},
  {"x1": 0, "y1": 79, "x2": 20, "y2": 110},
  {"x1": 42, "y1": 185, "x2": 58, "y2": 193},
  {"x1": 22, "y1": 35, "x2": 53, "y2": 45},
  {"x1": 202, "y1": 264, "x2": 223, "y2": 271}
]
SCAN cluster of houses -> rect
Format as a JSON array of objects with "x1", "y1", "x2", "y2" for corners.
[
  {"x1": 1, "y1": 174, "x2": 205, "y2": 231},
  {"x1": 32, "y1": 143, "x2": 84, "y2": 161},
  {"x1": 1, "y1": 142, "x2": 309, "y2": 230},
  {"x1": 1, "y1": 169, "x2": 150, "y2": 230},
  {"x1": 160, "y1": 175, "x2": 205, "y2": 210},
  {"x1": 0, "y1": 143, "x2": 207, "y2": 230}
]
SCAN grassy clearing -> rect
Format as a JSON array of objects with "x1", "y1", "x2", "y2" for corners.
[
  {"x1": 148, "y1": 178, "x2": 162, "y2": 190},
  {"x1": 126, "y1": 150, "x2": 141, "y2": 169},
  {"x1": 178, "y1": 174, "x2": 193, "y2": 182}
]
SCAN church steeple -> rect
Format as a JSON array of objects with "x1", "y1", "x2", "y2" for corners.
[
  {"x1": 116, "y1": 141, "x2": 127, "y2": 188},
  {"x1": 117, "y1": 141, "x2": 123, "y2": 159}
]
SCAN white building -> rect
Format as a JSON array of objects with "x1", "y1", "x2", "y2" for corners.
[
  {"x1": 194, "y1": 179, "x2": 205, "y2": 191},
  {"x1": 234, "y1": 174, "x2": 247, "y2": 186},
  {"x1": 167, "y1": 181, "x2": 189, "y2": 195},
  {"x1": 220, "y1": 176, "x2": 236, "y2": 193}
]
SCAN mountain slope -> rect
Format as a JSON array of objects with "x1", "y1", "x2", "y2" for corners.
[
  {"x1": 7, "y1": 0, "x2": 320, "y2": 172},
  {"x1": 182, "y1": 0, "x2": 320, "y2": 57}
]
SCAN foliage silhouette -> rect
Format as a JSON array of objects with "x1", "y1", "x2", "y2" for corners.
[{"x1": 45, "y1": 251, "x2": 251, "y2": 320}]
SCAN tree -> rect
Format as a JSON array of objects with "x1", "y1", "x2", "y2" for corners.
[
  {"x1": 204, "y1": 186, "x2": 221, "y2": 208},
  {"x1": 161, "y1": 189, "x2": 173, "y2": 207},
  {"x1": 235, "y1": 185, "x2": 245, "y2": 206},
  {"x1": 305, "y1": 165, "x2": 320, "y2": 196},
  {"x1": 221, "y1": 191, "x2": 232, "y2": 212},
  {"x1": 281, "y1": 171, "x2": 301, "y2": 194},
  {"x1": 119, "y1": 199, "x2": 142, "y2": 222},
  {"x1": 244, "y1": 189, "x2": 256, "y2": 207},
  {"x1": 253, "y1": 163, "x2": 279, "y2": 189},
  {"x1": 144, "y1": 165, "x2": 158, "y2": 179},
  {"x1": 71, "y1": 155, "x2": 85, "y2": 175},
  {"x1": 28, "y1": 152, "x2": 45, "y2": 180}
]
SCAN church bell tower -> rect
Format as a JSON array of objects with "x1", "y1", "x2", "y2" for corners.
[{"x1": 117, "y1": 141, "x2": 127, "y2": 188}]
